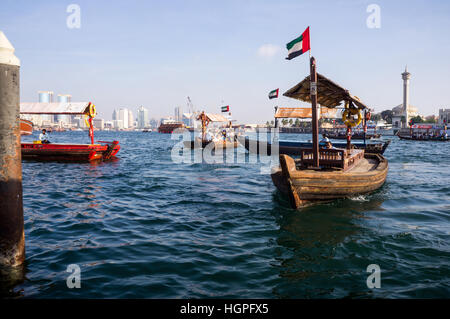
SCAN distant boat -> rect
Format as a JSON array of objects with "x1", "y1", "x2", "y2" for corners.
[
  {"x1": 158, "y1": 122, "x2": 184, "y2": 133},
  {"x1": 397, "y1": 135, "x2": 449, "y2": 141},
  {"x1": 20, "y1": 118, "x2": 33, "y2": 135},
  {"x1": 238, "y1": 136, "x2": 390, "y2": 155}
]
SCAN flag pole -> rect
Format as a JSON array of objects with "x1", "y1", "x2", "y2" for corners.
[{"x1": 310, "y1": 56, "x2": 319, "y2": 168}]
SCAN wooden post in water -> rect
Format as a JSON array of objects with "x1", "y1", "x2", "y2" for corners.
[
  {"x1": 310, "y1": 57, "x2": 319, "y2": 168},
  {"x1": 0, "y1": 31, "x2": 25, "y2": 267}
]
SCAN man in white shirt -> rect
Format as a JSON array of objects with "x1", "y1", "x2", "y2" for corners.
[{"x1": 39, "y1": 129, "x2": 51, "y2": 144}]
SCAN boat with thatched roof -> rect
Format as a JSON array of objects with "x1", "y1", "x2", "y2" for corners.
[{"x1": 271, "y1": 57, "x2": 388, "y2": 209}]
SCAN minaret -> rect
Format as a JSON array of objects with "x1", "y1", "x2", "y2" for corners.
[{"x1": 402, "y1": 66, "x2": 411, "y2": 127}]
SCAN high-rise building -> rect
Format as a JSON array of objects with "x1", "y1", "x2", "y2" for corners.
[
  {"x1": 137, "y1": 106, "x2": 150, "y2": 129},
  {"x1": 56, "y1": 94, "x2": 72, "y2": 123},
  {"x1": 128, "y1": 109, "x2": 134, "y2": 128},
  {"x1": 118, "y1": 108, "x2": 129, "y2": 129},
  {"x1": 112, "y1": 109, "x2": 118, "y2": 121},
  {"x1": 38, "y1": 91, "x2": 54, "y2": 124},
  {"x1": 38, "y1": 91, "x2": 54, "y2": 103}
]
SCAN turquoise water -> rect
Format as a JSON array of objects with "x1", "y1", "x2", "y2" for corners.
[{"x1": 2, "y1": 131, "x2": 449, "y2": 298}]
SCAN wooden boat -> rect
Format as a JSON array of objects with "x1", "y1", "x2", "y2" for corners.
[
  {"x1": 20, "y1": 118, "x2": 33, "y2": 135},
  {"x1": 397, "y1": 134, "x2": 449, "y2": 141},
  {"x1": 21, "y1": 141, "x2": 120, "y2": 162},
  {"x1": 183, "y1": 137, "x2": 238, "y2": 150},
  {"x1": 158, "y1": 122, "x2": 184, "y2": 133},
  {"x1": 324, "y1": 132, "x2": 381, "y2": 140},
  {"x1": 270, "y1": 57, "x2": 388, "y2": 209},
  {"x1": 238, "y1": 136, "x2": 390, "y2": 155},
  {"x1": 271, "y1": 151, "x2": 388, "y2": 208},
  {"x1": 183, "y1": 111, "x2": 237, "y2": 150},
  {"x1": 20, "y1": 101, "x2": 120, "y2": 162}
]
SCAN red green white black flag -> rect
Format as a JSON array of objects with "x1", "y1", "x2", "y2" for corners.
[
  {"x1": 286, "y1": 27, "x2": 310, "y2": 60},
  {"x1": 268, "y1": 88, "x2": 279, "y2": 99}
]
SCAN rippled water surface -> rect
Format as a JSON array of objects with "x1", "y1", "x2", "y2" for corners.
[{"x1": 2, "y1": 131, "x2": 449, "y2": 298}]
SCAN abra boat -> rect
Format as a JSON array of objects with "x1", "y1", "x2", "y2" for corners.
[
  {"x1": 324, "y1": 132, "x2": 381, "y2": 140},
  {"x1": 238, "y1": 136, "x2": 390, "y2": 156},
  {"x1": 183, "y1": 136, "x2": 238, "y2": 150},
  {"x1": 183, "y1": 111, "x2": 238, "y2": 150},
  {"x1": 270, "y1": 57, "x2": 388, "y2": 209},
  {"x1": 20, "y1": 118, "x2": 33, "y2": 135},
  {"x1": 397, "y1": 135, "x2": 449, "y2": 141},
  {"x1": 272, "y1": 152, "x2": 388, "y2": 208},
  {"x1": 20, "y1": 102, "x2": 120, "y2": 162}
]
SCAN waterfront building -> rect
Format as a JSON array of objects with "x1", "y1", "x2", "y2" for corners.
[
  {"x1": 438, "y1": 109, "x2": 450, "y2": 125},
  {"x1": 128, "y1": 109, "x2": 134, "y2": 128},
  {"x1": 112, "y1": 109, "x2": 118, "y2": 121},
  {"x1": 56, "y1": 94, "x2": 72, "y2": 124},
  {"x1": 137, "y1": 106, "x2": 150, "y2": 129},
  {"x1": 38, "y1": 91, "x2": 54, "y2": 124},
  {"x1": 93, "y1": 118, "x2": 104, "y2": 130},
  {"x1": 118, "y1": 108, "x2": 129, "y2": 129},
  {"x1": 113, "y1": 119, "x2": 124, "y2": 130}
]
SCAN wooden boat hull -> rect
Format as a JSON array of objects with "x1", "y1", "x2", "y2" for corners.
[
  {"x1": 21, "y1": 141, "x2": 120, "y2": 162},
  {"x1": 397, "y1": 135, "x2": 449, "y2": 141},
  {"x1": 271, "y1": 153, "x2": 388, "y2": 208},
  {"x1": 324, "y1": 133, "x2": 381, "y2": 140},
  {"x1": 238, "y1": 136, "x2": 390, "y2": 155},
  {"x1": 20, "y1": 119, "x2": 33, "y2": 135},
  {"x1": 183, "y1": 138, "x2": 238, "y2": 150}
]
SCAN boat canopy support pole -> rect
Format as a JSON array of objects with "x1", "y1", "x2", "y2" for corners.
[
  {"x1": 0, "y1": 31, "x2": 25, "y2": 267},
  {"x1": 310, "y1": 57, "x2": 319, "y2": 168}
]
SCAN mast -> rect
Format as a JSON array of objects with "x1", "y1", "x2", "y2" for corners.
[{"x1": 310, "y1": 57, "x2": 319, "y2": 168}]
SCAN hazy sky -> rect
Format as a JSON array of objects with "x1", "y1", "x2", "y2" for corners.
[{"x1": 2, "y1": 0, "x2": 449, "y2": 123}]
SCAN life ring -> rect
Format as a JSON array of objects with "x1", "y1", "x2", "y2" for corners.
[
  {"x1": 84, "y1": 114, "x2": 90, "y2": 128},
  {"x1": 89, "y1": 103, "x2": 96, "y2": 118},
  {"x1": 342, "y1": 108, "x2": 362, "y2": 127}
]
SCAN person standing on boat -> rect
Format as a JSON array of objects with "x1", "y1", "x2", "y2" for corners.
[{"x1": 39, "y1": 129, "x2": 51, "y2": 144}]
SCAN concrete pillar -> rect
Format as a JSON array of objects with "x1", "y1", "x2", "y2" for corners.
[
  {"x1": 0, "y1": 31, "x2": 24, "y2": 267},
  {"x1": 402, "y1": 66, "x2": 411, "y2": 128}
]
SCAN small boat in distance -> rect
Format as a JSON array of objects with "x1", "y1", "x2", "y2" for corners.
[{"x1": 238, "y1": 136, "x2": 390, "y2": 156}]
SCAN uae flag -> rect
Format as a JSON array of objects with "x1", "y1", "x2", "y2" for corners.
[
  {"x1": 268, "y1": 88, "x2": 279, "y2": 99},
  {"x1": 221, "y1": 105, "x2": 229, "y2": 112},
  {"x1": 286, "y1": 27, "x2": 310, "y2": 60}
]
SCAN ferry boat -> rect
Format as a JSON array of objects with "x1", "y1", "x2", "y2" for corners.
[
  {"x1": 20, "y1": 102, "x2": 120, "y2": 162},
  {"x1": 270, "y1": 58, "x2": 388, "y2": 209},
  {"x1": 238, "y1": 136, "x2": 390, "y2": 155},
  {"x1": 20, "y1": 118, "x2": 33, "y2": 135}
]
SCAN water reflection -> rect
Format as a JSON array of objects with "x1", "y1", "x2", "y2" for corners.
[{"x1": 271, "y1": 194, "x2": 385, "y2": 298}]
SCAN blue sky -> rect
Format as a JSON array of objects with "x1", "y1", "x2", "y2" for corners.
[{"x1": 1, "y1": 0, "x2": 449, "y2": 122}]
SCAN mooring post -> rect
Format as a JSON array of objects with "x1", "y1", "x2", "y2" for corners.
[{"x1": 0, "y1": 31, "x2": 24, "y2": 267}]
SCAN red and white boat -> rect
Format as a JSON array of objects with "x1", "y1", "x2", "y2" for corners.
[
  {"x1": 20, "y1": 102, "x2": 120, "y2": 162},
  {"x1": 20, "y1": 118, "x2": 33, "y2": 135}
]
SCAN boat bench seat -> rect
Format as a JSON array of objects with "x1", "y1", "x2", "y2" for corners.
[{"x1": 299, "y1": 148, "x2": 364, "y2": 171}]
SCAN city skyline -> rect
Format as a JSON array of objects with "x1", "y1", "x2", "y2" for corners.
[{"x1": 2, "y1": 0, "x2": 450, "y2": 123}]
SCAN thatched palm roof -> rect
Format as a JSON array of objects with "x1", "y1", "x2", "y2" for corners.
[{"x1": 283, "y1": 73, "x2": 368, "y2": 109}]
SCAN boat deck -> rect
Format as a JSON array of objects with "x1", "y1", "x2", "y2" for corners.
[{"x1": 346, "y1": 157, "x2": 379, "y2": 173}]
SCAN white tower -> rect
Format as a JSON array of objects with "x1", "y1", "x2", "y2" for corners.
[{"x1": 402, "y1": 66, "x2": 411, "y2": 127}]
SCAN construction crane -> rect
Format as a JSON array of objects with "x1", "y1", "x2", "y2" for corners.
[{"x1": 187, "y1": 96, "x2": 195, "y2": 127}]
